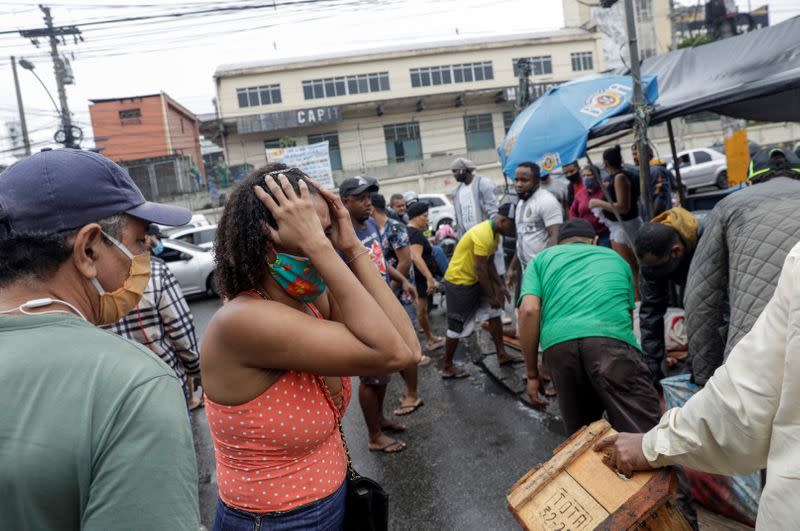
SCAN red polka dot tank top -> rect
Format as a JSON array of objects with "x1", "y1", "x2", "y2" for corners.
[{"x1": 206, "y1": 370, "x2": 351, "y2": 513}]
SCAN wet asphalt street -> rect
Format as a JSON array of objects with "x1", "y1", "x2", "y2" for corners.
[{"x1": 187, "y1": 296, "x2": 564, "y2": 530}]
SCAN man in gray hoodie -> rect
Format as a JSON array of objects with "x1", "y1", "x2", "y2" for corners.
[{"x1": 451, "y1": 157, "x2": 504, "y2": 274}]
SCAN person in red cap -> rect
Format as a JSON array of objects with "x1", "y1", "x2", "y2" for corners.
[{"x1": 0, "y1": 149, "x2": 198, "y2": 529}]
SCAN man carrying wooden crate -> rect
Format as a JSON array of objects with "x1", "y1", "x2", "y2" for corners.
[
  {"x1": 517, "y1": 218, "x2": 698, "y2": 529},
  {"x1": 517, "y1": 218, "x2": 659, "y2": 434}
]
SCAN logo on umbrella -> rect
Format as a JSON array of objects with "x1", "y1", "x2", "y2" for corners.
[
  {"x1": 539, "y1": 152, "x2": 562, "y2": 173},
  {"x1": 580, "y1": 83, "x2": 630, "y2": 117}
]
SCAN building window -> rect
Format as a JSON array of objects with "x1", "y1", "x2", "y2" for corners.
[
  {"x1": 264, "y1": 138, "x2": 282, "y2": 160},
  {"x1": 384, "y1": 122, "x2": 422, "y2": 164},
  {"x1": 464, "y1": 113, "x2": 495, "y2": 152},
  {"x1": 571, "y1": 52, "x2": 594, "y2": 72},
  {"x1": 502, "y1": 111, "x2": 515, "y2": 134},
  {"x1": 637, "y1": 0, "x2": 653, "y2": 22},
  {"x1": 409, "y1": 61, "x2": 493, "y2": 88},
  {"x1": 237, "y1": 84, "x2": 282, "y2": 108},
  {"x1": 308, "y1": 132, "x2": 342, "y2": 171},
  {"x1": 119, "y1": 108, "x2": 141, "y2": 125},
  {"x1": 302, "y1": 72, "x2": 389, "y2": 100},
  {"x1": 512, "y1": 56, "x2": 553, "y2": 77}
]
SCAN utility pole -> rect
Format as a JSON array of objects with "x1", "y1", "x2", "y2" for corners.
[
  {"x1": 10, "y1": 56, "x2": 32, "y2": 156},
  {"x1": 623, "y1": 0, "x2": 655, "y2": 221},
  {"x1": 514, "y1": 59, "x2": 533, "y2": 116},
  {"x1": 20, "y1": 5, "x2": 82, "y2": 148}
]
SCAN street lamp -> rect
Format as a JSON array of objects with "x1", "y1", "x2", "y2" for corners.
[
  {"x1": 19, "y1": 58, "x2": 83, "y2": 147},
  {"x1": 19, "y1": 58, "x2": 62, "y2": 118}
]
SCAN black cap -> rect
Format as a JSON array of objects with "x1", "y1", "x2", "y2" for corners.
[
  {"x1": 0, "y1": 148, "x2": 191, "y2": 240},
  {"x1": 558, "y1": 219, "x2": 595, "y2": 243},
  {"x1": 339, "y1": 175, "x2": 379, "y2": 197},
  {"x1": 407, "y1": 201, "x2": 430, "y2": 220}
]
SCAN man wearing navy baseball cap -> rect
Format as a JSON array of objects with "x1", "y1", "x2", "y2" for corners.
[{"x1": 0, "y1": 149, "x2": 199, "y2": 529}]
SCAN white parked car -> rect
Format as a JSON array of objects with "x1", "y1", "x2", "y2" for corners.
[
  {"x1": 168, "y1": 224, "x2": 217, "y2": 251},
  {"x1": 417, "y1": 193, "x2": 455, "y2": 229},
  {"x1": 158, "y1": 214, "x2": 211, "y2": 238},
  {"x1": 668, "y1": 148, "x2": 728, "y2": 193},
  {"x1": 157, "y1": 239, "x2": 217, "y2": 297}
]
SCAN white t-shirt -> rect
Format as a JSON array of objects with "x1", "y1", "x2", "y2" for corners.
[
  {"x1": 516, "y1": 188, "x2": 563, "y2": 268},
  {"x1": 457, "y1": 184, "x2": 479, "y2": 231}
]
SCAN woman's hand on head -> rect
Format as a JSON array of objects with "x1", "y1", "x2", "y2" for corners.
[
  {"x1": 254, "y1": 173, "x2": 329, "y2": 254},
  {"x1": 308, "y1": 180, "x2": 362, "y2": 254}
]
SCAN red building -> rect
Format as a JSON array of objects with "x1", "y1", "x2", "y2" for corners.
[{"x1": 89, "y1": 92, "x2": 204, "y2": 177}]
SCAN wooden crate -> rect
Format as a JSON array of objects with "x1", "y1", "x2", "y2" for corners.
[{"x1": 508, "y1": 419, "x2": 691, "y2": 530}]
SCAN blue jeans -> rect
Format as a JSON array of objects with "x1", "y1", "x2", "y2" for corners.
[
  {"x1": 212, "y1": 481, "x2": 346, "y2": 531},
  {"x1": 431, "y1": 244, "x2": 449, "y2": 277}
]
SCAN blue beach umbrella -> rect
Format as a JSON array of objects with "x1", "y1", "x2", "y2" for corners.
[{"x1": 499, "y1": 75, "x2": 658, "y2": 178}]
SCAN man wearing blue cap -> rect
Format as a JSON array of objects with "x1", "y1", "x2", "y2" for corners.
[{"x1": 0, "y1": 149, "x2": 199, "y2": 529}]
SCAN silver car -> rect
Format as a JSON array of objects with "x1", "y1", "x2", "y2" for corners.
[
  {"x1": 670, "y1": 148, "x2": 728, "y2": 193},
  {"x1": 417, "y1": 193, "x2": 455, "y2": 229},
  {"x1": 168, "y1": 224, "x2": 217, "y2": 251},
  {"x1": 157, "y1": 239, "x2": 218, "y2": 297}
]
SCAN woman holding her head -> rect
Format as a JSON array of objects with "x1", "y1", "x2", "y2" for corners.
[
  {"x1": 589, "y1": 145, "x2": 642, "y2": 297},
  {"x1": 201, "y1": 163, "x2": 421, "y2": 530}
]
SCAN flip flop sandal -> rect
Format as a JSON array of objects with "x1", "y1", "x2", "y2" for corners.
[
  {"x1": 369, "y1": 439, "x2": 406, "y2": 453},
  {"x1": 439, "y1": 368, "x2": 469, "y2": 379},
  {"x1": 417, "y1": 355, "x2": 433, "y2": 367},
  {"x1": 380, "y1": 421, "x2": 407, "y2": 433},
  {"x1": 425, "y1": 338, "x2": 445, "y2": 352},
  {"x1": 393, "y1": 399, "x2": 424, "y2": 416}
]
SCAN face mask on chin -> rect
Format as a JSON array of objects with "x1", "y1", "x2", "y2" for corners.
[
  {"x1": 517, "y1": 187, "x2": 534, "y2": 201},
  {"x1": 90, "y1": 231, "x2": 151, "y2": 325}
]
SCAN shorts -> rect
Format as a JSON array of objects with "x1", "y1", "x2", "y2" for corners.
[
  {"x1": 444, "y1": 281, "x2": 502, "y2": 339},
  {"x1": 360, "y1": 374, "x2": 392, "y2": 386},
  {"x1": 607, "y1": 216, "x2": 643, "y2": 246}
]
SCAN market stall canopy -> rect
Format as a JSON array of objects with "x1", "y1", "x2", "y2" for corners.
[
  {"x1": 590, "y1": 15, "x2": 800, "y2": 138},
  {"x1": 499, "y1": 75, "x2": 657, "y2": 178}
]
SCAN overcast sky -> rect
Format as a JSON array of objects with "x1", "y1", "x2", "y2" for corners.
[{"x1": 0, "y1": 0, "x2": 797, "y2": 163}]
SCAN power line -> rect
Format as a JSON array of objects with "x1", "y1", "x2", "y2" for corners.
[{"x1": 0, "y1": 0, "x2": 373, "y2": 35}]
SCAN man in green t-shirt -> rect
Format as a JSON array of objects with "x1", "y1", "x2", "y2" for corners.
[
  {"x1": 442, "y1": 203, "x2": 520, "y2": 378},
  {"x1": 517, "y1": 219, "x2": 660, "y2": 436},
  {"x1": 0, "y1": 149, "x2": 199, "y2": 530}
]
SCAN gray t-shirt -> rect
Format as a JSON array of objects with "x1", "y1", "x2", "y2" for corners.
[
  {"x1": 0, "y1": 313, "x2": 199, "y2": 530},
  {"x1": 516, "y1": 188, "x2": 563, "y2": 269}
]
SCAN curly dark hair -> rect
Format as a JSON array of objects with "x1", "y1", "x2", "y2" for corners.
[{"x1": 213, "y1": 163, "x2": 319, "y2": 300}]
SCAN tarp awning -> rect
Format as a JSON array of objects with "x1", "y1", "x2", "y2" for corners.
[{"x1": 590, "y1": 15, "x2": 800, "y2": 138}]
